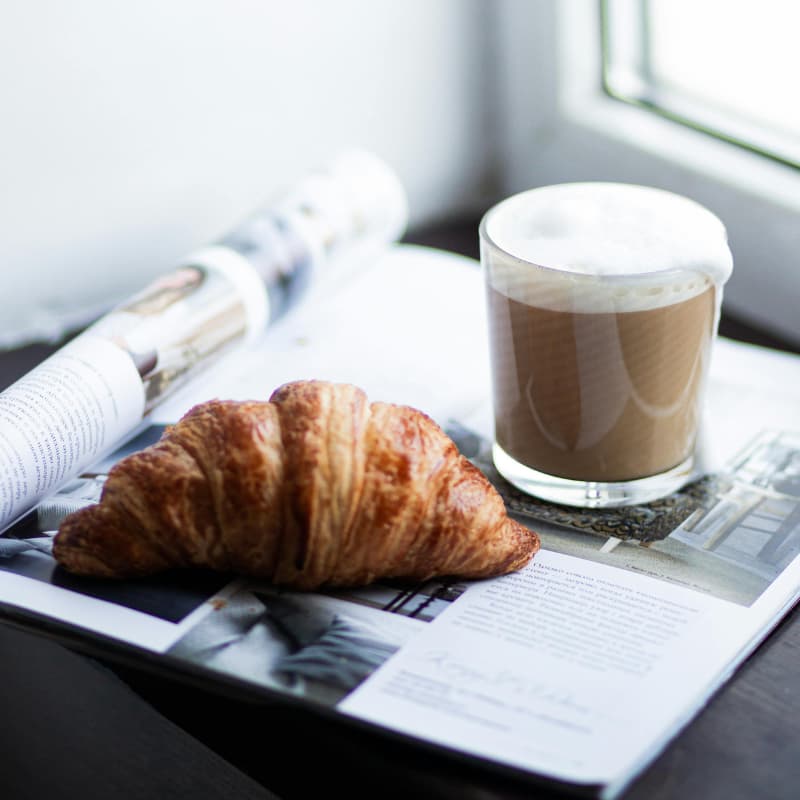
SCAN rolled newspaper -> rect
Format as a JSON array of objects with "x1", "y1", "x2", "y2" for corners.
[{"x1": 0, "y1": 150, "x2": 408, "y2": 530}]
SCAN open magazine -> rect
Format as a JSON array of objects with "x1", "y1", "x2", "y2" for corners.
[{"x1": 1, "y1": 245, "x2": 799, "y2": 798}]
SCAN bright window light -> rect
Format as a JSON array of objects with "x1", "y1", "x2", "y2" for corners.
[{"x1": 602, "y1": 0, "x2": 800, "y2": 168}]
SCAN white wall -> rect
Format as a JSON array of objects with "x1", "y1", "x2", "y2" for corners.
[{"x1": 0, "y1": 0, "x2": 493, "y2": 346}]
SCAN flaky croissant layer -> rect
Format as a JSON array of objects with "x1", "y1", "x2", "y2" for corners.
[{"x1": 53, "y1": 380, "x2": 539, "y2": 589}]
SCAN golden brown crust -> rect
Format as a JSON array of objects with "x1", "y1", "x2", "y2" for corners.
[{"x1": 53, "y1": 381, "x2": 540, "y2": 588}]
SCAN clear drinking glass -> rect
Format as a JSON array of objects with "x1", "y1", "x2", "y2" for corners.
[{"x1": 480, "y1": 182, "x2": 733, "y2": 508}]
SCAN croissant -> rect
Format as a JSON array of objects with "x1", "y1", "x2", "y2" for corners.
[{"x1": 53, "y1": 380, "x2": 539, "y2": 588}]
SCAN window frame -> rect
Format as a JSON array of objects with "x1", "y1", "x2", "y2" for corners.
[
  {"x1": 601, "y1": 0, "x2": 800, "y2": 171},
  {"x1": 494, "y1": 0, "x2": 800, "y2": 346}
]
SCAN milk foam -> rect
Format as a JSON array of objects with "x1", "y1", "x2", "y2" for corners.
[{"x1": 483, "y1": 183, "x2": 733, "y2": 313}]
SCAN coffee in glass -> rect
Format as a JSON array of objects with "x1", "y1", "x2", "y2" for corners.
[{"x1": 480, "y1": 183, "x2": 733, "y2": 507}]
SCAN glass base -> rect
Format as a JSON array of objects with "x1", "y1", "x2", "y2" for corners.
[{"x1": 492, "y1": 444, "x2": 695, "y2": 508}]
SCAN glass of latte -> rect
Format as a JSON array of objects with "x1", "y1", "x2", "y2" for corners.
[{"x1": 480, "y1": 183, "x2": 733, "y2": 507}]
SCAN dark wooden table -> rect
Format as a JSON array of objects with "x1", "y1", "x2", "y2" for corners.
[{"x1": 2, "y1": 223, "x2": 799, "y2": 800}]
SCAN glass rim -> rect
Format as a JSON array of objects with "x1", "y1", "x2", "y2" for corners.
[{"x1": 479, "y1": 182, "x2": 730, "y2": 287}]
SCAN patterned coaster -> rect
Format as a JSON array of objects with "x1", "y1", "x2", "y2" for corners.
[{"x1": 445, "y1": 421, "x2": 729, "y2": 544}]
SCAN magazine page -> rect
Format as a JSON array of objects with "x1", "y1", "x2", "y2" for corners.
[
  {"x1": 0, "y1": 336, "x2": 147, "y2": 530},
  {"x1": 1, "y1": 245, "x2": 799, "y2": 794},
  {"x1": 150, "y1": 245, "x2": 494, "y2": 429},
  {"x1": 340, "y1": 551, "x2": 742, "y2": 788},
  {"x1": 341, "y1": 425, "x2": 800, "y2": 794}
]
